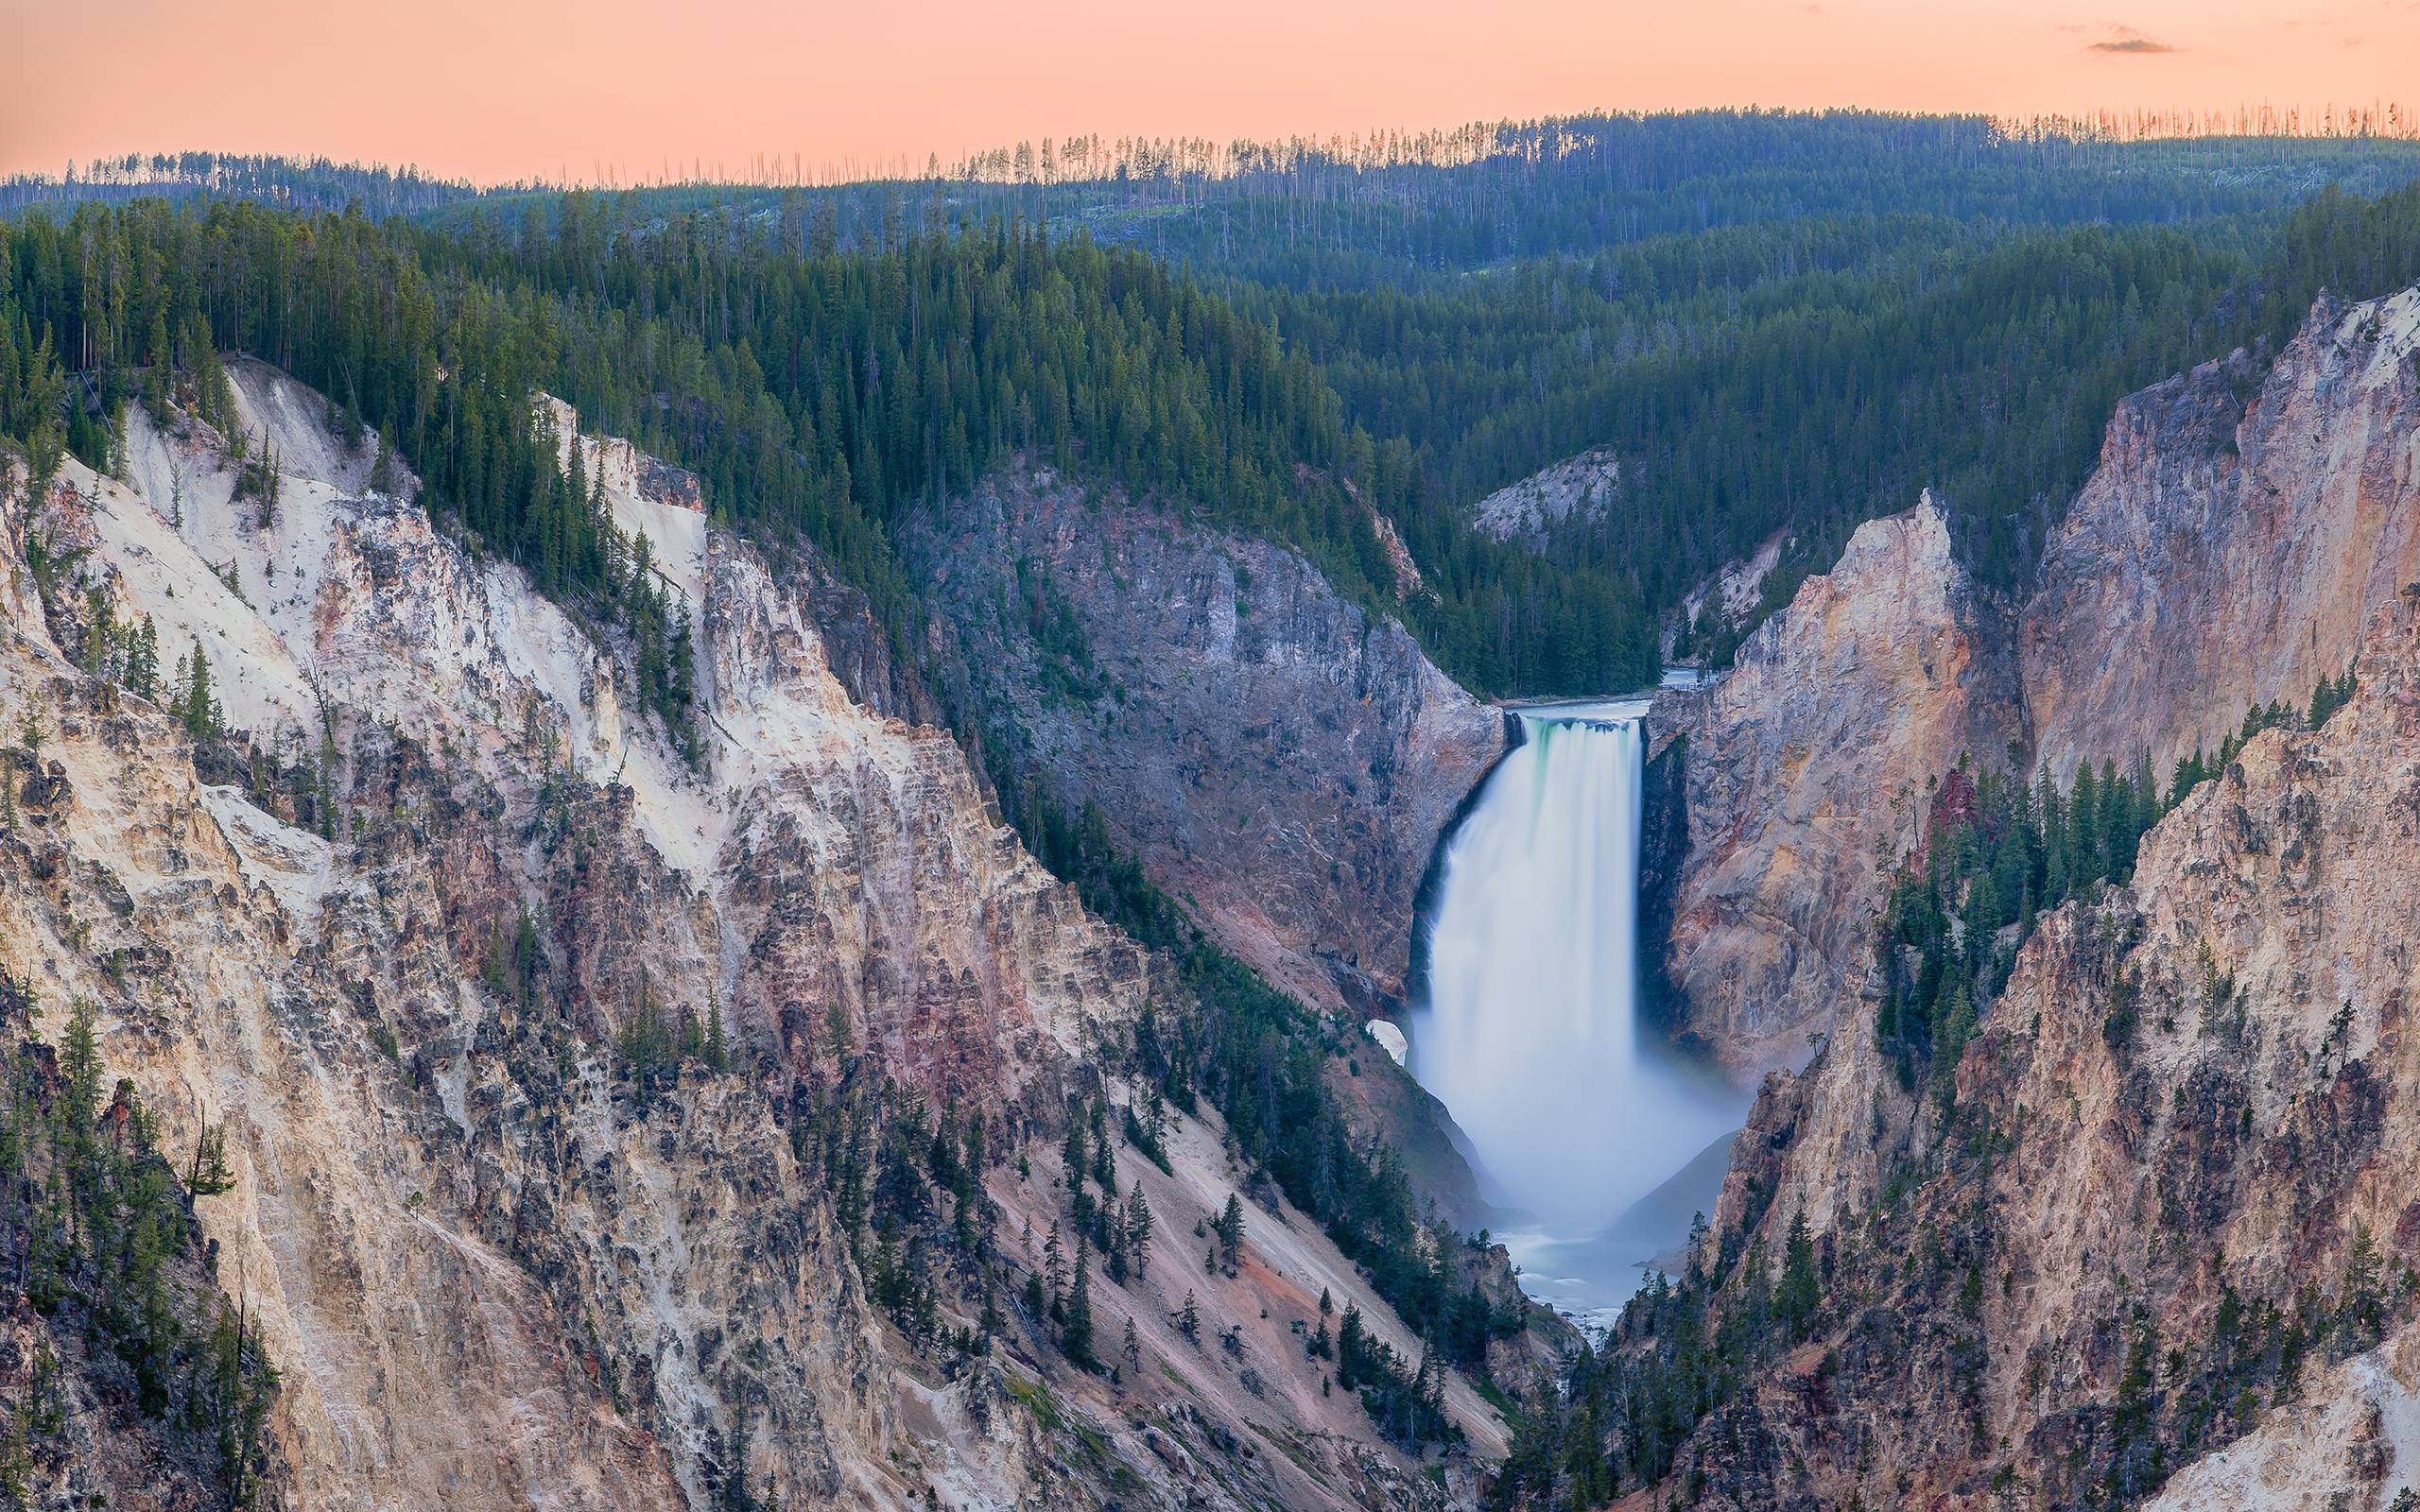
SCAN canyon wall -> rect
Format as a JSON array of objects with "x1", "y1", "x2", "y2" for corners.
[
  {"x1": 908, "y1": 467, "x2": 1507, "y2": 1022},
  {"x1": 0, "y1": 368, "x2": 1511, "y2": 1510},
  {"x1": 1668, "y1": 593, "x2": 2420, "y2": 1510},
  {"x1": 1664, "y1": 492, "x2": 2019, "y2": 1074},
  {"x1": 1665, "y1": 286, "x2": 2420, "y2": 1075},
  {"x1": 1610, "y1": 282, "x2": 2420, "y2": 1511},
  {"x1": 2025, "y1": 287, "x2": 2420, "y2": 782}
]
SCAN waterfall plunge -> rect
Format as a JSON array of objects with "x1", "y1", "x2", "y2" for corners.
[{"x1": 1411, "y1": 701, "x2": 1737, "y2": 1239}]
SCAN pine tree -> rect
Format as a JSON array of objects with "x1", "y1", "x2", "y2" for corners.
[
  {"x1": 1063, "y1": 1236, "x2": 1096, "y2": 1367},
  {"x1": 60, "y1": 997, "x2": 103, "y2": 1125},
  {"x1": 187, "y1": 1119, "x2": 236, "y2": 1196},
  {"x1": 1776, "y1": 1211, "x2": 1821, "y2": 1338},
  {"x1": 1337, "y1": 1303, "x2": 1366, "y2": 1389},
  {"x1": 1215, "y1": 1193, "x2": 1246, "y2": 1271},
  {"x1": 1124, "y1": 1181, "x2": 1152, "y2": 1280},
  {"x1": 1043, "y1": 1218, "x2": 1066, "y2": 1304},
  {"x1": 1179, "y1": 1290, "x2": 1201, "y2": 1344},
  {"x1": 1063, "y1": 1114, "x2": 1087, "y2": 1197},
  {"x1": 368, "y1": 425, "x2": 396, "y2": 495},
  {"x1": 125, "y1": 616, "x2": 158, "y2": 701},
  {"x1": 180, "y1": 644, "x2": 220, "y2": 741}
]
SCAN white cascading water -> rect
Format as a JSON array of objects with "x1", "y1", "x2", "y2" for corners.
[{"x1": 1410, "y1": 698, "x2": 1738, "y2": 1246}]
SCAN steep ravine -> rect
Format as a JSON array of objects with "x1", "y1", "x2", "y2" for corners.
[{"x1": 1, "y1": 367, "x2": 1517, "y2": 1510}]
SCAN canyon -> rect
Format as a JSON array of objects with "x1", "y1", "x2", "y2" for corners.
[
  {"x1": 0, "y1": 241, "x2": 2415, "y2": 1512},
  {"x1": 0, "y1": 364, "x2": 1536, "y2": 1509}
]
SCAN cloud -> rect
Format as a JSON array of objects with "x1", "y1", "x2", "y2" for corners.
[{"x1": 2089, "y1": 25, "x2": 2181, "y2": 53}]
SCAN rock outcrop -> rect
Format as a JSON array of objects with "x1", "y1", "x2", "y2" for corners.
[
  {"x1": 909, "y1": 466, "x2": 1506, "y2": 1021},
  {"x1": 1664, "y1": 492, "x2": 2018, "y2": 1074},
  {"x1": 2024, "y1": 287, "x2": 2420, "y2": 782},
  {"x1": 0, "y1": 369, "x2": 1510, "y2": 1509},
  {"x1": 1469, "y1": 448, "x2": 1621, "y2": 543}
]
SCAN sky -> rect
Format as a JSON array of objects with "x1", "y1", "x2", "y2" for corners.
[{"x1": 7, "y1": 0, "x2": 2419, "y2": 185}]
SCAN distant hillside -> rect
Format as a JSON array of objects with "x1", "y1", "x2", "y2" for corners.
[
  {"x1": 0, "y1": 150, "x2": 485, "y2": 218},
  {"x1": 11, "y1": 115, "x2": 2420, "y2": 699}
]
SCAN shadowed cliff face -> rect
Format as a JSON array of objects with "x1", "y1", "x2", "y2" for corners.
[
  {"x1": 908, "y1": 467, "x2": 1507, "y2": 1022},
  {"x1": 0, "y1": 372, "x2": 1513, "y2": 1511}
]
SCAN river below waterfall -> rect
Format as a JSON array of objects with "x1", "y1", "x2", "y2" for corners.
[{"x1": 1408, "y1": 686, "x2": 1747, "y2": 1327}]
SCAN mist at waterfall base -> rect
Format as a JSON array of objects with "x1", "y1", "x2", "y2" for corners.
[{"x1": 1409, "y1": 697, "x2": 1746, "y2": 1325}]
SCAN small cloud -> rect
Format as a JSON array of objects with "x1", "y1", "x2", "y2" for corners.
[{"x1": 2089, "y1": 25, "x2": 2180, "y2": 53}]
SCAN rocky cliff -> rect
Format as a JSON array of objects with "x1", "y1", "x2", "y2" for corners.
[
  {"x1": 2025, "y1": 286, "x2": 2420, "y2": 782},
  {"x1": 908, "y1": 467, "x2": 1506, "y2": 1022},
  {"x1": 1664, "y1": 492, "x2": 2019, "y2": 1074},
  {"x1": 0, "y1": 369, "x2": 1512, "y2": 1509},
  {"x1": 1649, "y1": 591, "x2": 2420, "y2": 1511},
  {"x1": 1662, "y1": 286, "x2": 2420, "y2": 1076},
  {"x1": 1583, "y1": 284, "x2": 2420, "y2": 1509}
]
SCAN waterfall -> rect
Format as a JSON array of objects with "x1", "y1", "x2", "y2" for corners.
[{"x1": 1410, "y1": 698, "x2": 1737, "y2": 1243}]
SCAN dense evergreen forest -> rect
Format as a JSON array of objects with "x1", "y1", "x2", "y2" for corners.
[
  {"x1": 437, "y1": 114, "x2": 2420, "y2": 679},
  {"x1": 0, "y1": 192, "x2": 1662, "y2": 694},
  {"x1": 13, "y1": 114, "x2": 2420, "y2": 693},
  {"x1": 426, "y1": 112, "x2": 2420, "y2": 289},
  {"x1": 0, "y1": 150, "x2": 484, "y2": 219}
]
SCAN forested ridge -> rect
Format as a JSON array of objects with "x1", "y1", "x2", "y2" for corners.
[
  {"x1": 13, "y1": 118, "x2": 2420, "y2": 696},
  {"x1": 0, "y1": 193, "x2": 1662, "y2": 696},
  {"x1": 428, "y1": 111, "x2": 2420, "y2": 292}
]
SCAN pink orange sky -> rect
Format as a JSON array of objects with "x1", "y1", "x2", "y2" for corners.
[{"x1": 9, "y1": 0, "x2": 2420, "y2": 185}]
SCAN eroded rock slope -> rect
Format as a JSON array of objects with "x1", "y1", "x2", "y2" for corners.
[
  {"x1": 1662, "y1": 593, "x2": 2420, "y2": 1510},
  {"x1": 2026, "y1": 287, "x2": 2420, "y2": 782},
  {"x1": 1, "y1": 366, "x2": 1510, "y2": 1510},
  {"x1": 1663, "y1": 492, "x2": 2018, "y2": 1074},
  {"x1": 909, "y1": 467, "x2": 1505, "y2": 1021}
]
